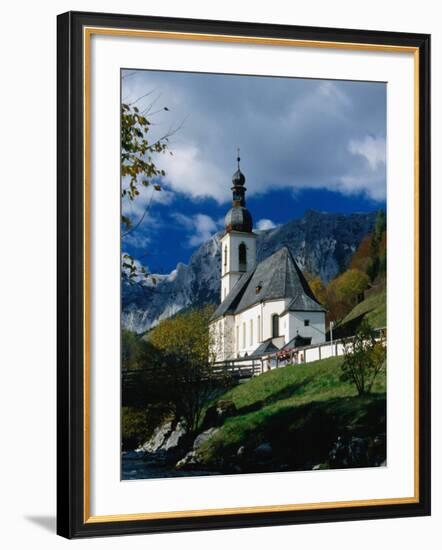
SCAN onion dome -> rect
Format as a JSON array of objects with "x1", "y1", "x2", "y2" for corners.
[{"x1": 232, "y1": 168, "x2": 245, "y2": 186}]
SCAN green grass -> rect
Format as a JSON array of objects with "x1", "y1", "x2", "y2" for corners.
[{"x1": 197, "y1": 356, "x2": 386, "y2": 470}]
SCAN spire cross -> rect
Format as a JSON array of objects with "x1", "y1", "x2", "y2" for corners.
[{"x1": 237, "y1": 147, "x2": 240, "y2": 168}]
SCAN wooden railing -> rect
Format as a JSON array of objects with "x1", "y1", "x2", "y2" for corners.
[{"x1": 122, "y1": 328, "x2": 387, "y2": 384}]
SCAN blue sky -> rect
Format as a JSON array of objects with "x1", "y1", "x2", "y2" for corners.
[{"x1": 121, "y1": 69, "x2": 386, "y2": 274}]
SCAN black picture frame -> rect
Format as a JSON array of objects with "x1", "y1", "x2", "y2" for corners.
[{"x1": 57, "y1": 10, "x2": 431, "y2": 539}]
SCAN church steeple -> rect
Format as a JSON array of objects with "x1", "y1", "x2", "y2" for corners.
[
  {"x1": 220, "y1": 150, "x2": 257, "y2": 301},
  {"x1": 231, "y1": 149, "x2": 246, "y2": 203},
  {"x1": 224, "y1": 150, "x2": 253, "y2": 233}
]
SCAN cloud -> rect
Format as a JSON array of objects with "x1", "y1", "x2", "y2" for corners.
[
  {"x1": 122, "y1": 231, "x2": 151, "y2": 250},
  {"x1": 160, "y1": 145, "x2": 226, "y2": 202},
  {"x1": 348, "y1": 136, "x2": 386, "y2": 171},
  {"x1": 122, "y1": 71, "x2": 386, "y2": 203},
  {"x1": 121, "y1": 180, "x2": 175, "y2": 249},
  {"x1": 172, "y1": 212, "x2": 220, "y2": 247},
  {"x1": 122, "y1": 178, "x2": 174, "y2": 219},
  {"x1": 256, "y1": 218, "x2": 277, "y2": 231},
  {"x1": 335, "y1": 135, "x2": 387, "y2": 200}
]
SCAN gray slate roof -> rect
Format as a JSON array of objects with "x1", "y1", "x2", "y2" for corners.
[
  {"x1": 210, "y1": 271, "x2": 253, "y2": 320},
  {"x1": 250, "y1": 339, "x2": 280, "y2": 357},
  {"x1": 211, "y1": 246, "x2": 325, "y2": 321}
]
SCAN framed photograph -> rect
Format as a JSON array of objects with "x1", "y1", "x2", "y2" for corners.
[{"x1": 57, "y1": 11, "x2": 431, "y2": 538}]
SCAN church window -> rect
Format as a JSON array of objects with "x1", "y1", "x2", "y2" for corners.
[
  {"x1": 238, "y1": 242, "x2": 247, "y2": 271},
  {"x1": 304, "y1": 319, "x2": 310, "y2": 327},
  {"x1": 223, "y1": 245, "x2": 228, "y2": 270},
  {"x1": 242, "y1": 322, "x2": 246, "y2": 348},
  {"x1": 271, "y1": 314, "x2": 279, "y2": 338},
  {"x1": 236, "y1": 325, "x2": 239, "y2": 351},
  {"x1": 258, "y1": 315, "x2": 261, "y2": 342},
  {"x1": 250, "y1": 319, "x2": 253, "y2": 345}
]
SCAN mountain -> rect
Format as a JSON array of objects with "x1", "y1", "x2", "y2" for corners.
[{"x1": 122, "y1": 210, "x2": 378, "y2": 333}]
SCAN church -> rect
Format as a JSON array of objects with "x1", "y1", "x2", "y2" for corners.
[{"x1": 210, "y1": 156, "x2": 326, "y2": 362}]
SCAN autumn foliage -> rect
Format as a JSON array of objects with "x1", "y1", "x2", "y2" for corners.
[
  {"x1": 325, "y1": 269, "x2": 370, "y2": 321},
  {"x1": 305, "y1": 210, "x2": 386, "y2": 324}
]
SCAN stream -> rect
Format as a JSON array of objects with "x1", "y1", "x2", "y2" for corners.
[{"x1": 122, "y1": 453, "x2": 221, "y2": 480}]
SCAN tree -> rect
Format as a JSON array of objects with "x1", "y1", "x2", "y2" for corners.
[
  {"x1": 367, "y1": 210, "x2": 387, "y2": 282},
  {"x1": 349, "y1": 234, "x2": 373, "y2": 274},
  {"x1": 121, "y1": 99, "x2": 175, "y2": 284},
  {"x1": 326, "y1": 268, "x2": 370, "y2": 321},
  {"x1": 146, "y1": 306, "x2": 231, "y2": 434},
  {"x1": 335, "y1": 269, "x2": 370, "y2": 301},
  {"x1": 121, "y1": 329, "x2": 147, "y2": 371},
  {"x1": 149, "y1": 305, "x2": 216, "y2": 363},
  {"x1": 121, "y1": 102, "x2": 171, "y2": 226},
  {"x1": 303, "y1": 272, "x2": 326, "y2": 304},
  {"x1": 121, "y1": 332, "x2": 171, "y2": 449},
  {"x1": 373, "y1": 209, "x2": 386, "y2": 244},
  {"x1": 340, "y1": 320, "x2": 386, "y2": 396},
  {"x1": 122, "y1": 406, "x2": 152, "y2": 450}
]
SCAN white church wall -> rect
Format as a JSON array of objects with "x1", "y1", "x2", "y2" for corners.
[
  {"x1": 223, "y1": 316, "x2": 236, "y2": 359},
  {"x1": 233, "y1": 303, "x2": 262, "y2": 357},
  {"x1": 222, "y1": 231, "x2": 256, "y2": 273},
  {"x1": 209, "y1": 319, "x2": 221, "y2": 361},
  {"x1": 261, "y1": 299, "x2": 290, "y2": 343},
  {"x1": 220, "y1": 230, "x2": 256, "y2": 301},
  {"x1": 211, "y1": 304, "x2": 326, "y2": 361},
  {"x1": 210, "y1": 316, "x2": 236, "y2": 362},
  {"x1": 221, "y1": 273, "x2": 241, "y2": 302},
  {"x1": 233, "y1": 299, "x2": 289, "y2": 357},
  {"x1": 287, "y1": 310, "x2": 326, "y2": 345}
]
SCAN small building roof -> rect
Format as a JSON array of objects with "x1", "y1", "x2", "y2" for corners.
[
  {"x1": 211, "y1": 246, "x2": 325, "y2": 322},
  {"x1": 250, "y1": 339, "x2": 280, "y2": 357}
]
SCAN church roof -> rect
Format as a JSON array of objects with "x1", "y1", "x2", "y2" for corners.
[
  {"x1": 210, "y1": 271, "x2": 253, "y2": 320},
  {"x1": 211, "y1": 246, "x2": 325, "y2": 321}
]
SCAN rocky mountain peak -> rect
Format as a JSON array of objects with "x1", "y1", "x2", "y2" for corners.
[{"x1": 122, "y1": 210, "x2": 378, "y2": 333}]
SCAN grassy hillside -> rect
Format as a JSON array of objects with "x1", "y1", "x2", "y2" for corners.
[
  {"x1": 196, "y1": 356, "x2": 386, "y2": 471},
  {"x1": 332, "y1": 283, "x2": 386, "y2": 339}
]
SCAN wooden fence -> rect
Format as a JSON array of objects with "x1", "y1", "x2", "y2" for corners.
[{"x1": 122, "y1": 328, "x2": 386, "y2": 385}]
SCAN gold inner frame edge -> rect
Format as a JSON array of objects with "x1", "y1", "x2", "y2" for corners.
[{"x1": 82, "y1": 26, "x2": 421, "y2": 524}]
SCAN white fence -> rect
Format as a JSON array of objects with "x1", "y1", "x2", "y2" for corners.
[{"x1": 213, "y1": 327, "x2": 386, "y2": 379}]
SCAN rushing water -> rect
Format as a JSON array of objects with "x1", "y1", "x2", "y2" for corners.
[{"x1": 122, "y1": 455, "x2": 221, "y2": 480}]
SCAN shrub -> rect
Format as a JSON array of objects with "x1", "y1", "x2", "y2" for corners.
[{"x1": 340, "y1": 320, "x2": 386, "y2": 396}]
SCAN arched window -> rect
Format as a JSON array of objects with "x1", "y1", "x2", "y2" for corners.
[
  {"x1": 271, "y1": 314, "x2": 279, "y2": 338},
  {"x1": 238, "y1": 242, "x2": 247, "y2": 271},
  {"x1": 223, "y1": 245, "x2": 228, "y2": 271},
  {"x1": 258, "y1": 315, "x2": 261, "y2": 342},
  {"x1": 242, "y1": 322, "x2": 246, "y2": 348}
]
